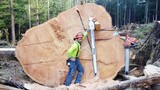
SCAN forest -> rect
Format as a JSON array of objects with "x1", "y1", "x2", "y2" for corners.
[
  {"x1": 0, "y1": 0, "x2": 160, "y2": 89},
  {"x1": 0, "y1": 0, "x2": 159, "y2": 45}
]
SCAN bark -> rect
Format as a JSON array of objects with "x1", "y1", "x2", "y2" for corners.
[
  {"x1": 100, "y1": 75, "x2": 160, "y2": 90},
  {"x1": 0, "y1": 84, "x2": 20, "y2": 90},
  {"x1": 47, "y1": 0, "x2": 50, "y2": 20},
  {"x1": 135, "y1": 21, "x2": 160, "y2": 66},
  {"x1": 145, "y1": 0, "x2": 149, "y2": 23},
  {"x1": 10, "y1": 0, "x2": 16, "y2": 45},
  {"x1": 0, "y1": 78, "x2": 26, "y2": 90},
  {"x1": 100, "y1": 65, "x2": 160, "y2": 90},
  {"x1": 4, "y1": 29, "x2": 9, "y2": 43},
  {"x1": 36, "y1": 0, "x2": 39, "y2": 25},
  {"x1": 155, "y1": 0, "x2": 158, "y2": 21},
  {"x1": 28, "y1": 0, "x2": 31, "y2": 28},
  {"x1": 18, "y1": 21, "x2": 21, "y2": 41},
  {"x1": 116, "y1": 0, "x2": 120, "y2": 28}
]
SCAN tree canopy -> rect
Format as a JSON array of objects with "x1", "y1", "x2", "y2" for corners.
[
  {"x1": 96, "y1": 0, "x2": 160, "y2": 27},
  {"x1": 0, "y1": 0, "x2": 159, "y2": 44}
]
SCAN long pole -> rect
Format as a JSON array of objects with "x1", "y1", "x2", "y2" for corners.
[
  {"x1": 125, "y1": 47, "x2": 130, "y2": 75},
  {"x1": 89, "y1": 16, "x2": 98, "y2": 76},
  {"x1": 10, "y1": 0, "x2": 15, "y2": 45}
]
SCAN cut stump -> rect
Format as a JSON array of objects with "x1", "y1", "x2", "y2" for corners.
[{"x1": 15, "y1": 3, "x2": 125, "y2": 86}]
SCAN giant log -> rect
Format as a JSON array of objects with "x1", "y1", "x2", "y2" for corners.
[{"x1": 15, "y1": 3, "x2": 125, "y2": 86}]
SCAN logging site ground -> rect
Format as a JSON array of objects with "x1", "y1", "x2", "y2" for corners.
[{"x1": 0, "y1": 1, "x2": 160, "y2": 90}]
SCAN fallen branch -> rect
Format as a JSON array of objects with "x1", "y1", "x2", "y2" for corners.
[
  {"x1": 0, "y1": 84, "x2": 20, "y2": 90},
  {"x1": 119, "y1": 74, "x2": 138, "y2": 80},
  {"x1": 100, "y1": 75, "x2": 160, "y2": 90},
  {"x1": 0, "y1": 78, "x2": 27, "y2": 90}
]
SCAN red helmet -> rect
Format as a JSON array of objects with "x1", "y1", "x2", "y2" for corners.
[{"x1": 75, "y1": 32, "x2": 83, "y2": 39}]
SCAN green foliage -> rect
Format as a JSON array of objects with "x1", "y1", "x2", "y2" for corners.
[
  {"x1": 49, "y1": 0, "x2": 68, "y2": 17},
  {"x1": 132, "y1": 23, "x2": 153, "y2": 39},
  {"x1": 0, "y1": 0, "x2": 70, "y2": 42},
  {"x1": 1, "y1": 0, "x2": 157, "y2": 44},
  {"x1": 0, "y1": 0, "x2": 10, "y2": 30},
  {"x1": 96, "y1": 0, "x2": 160, "y2": 26}
]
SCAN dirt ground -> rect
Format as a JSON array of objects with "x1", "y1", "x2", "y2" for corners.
[
  {"x1": 0, "y1": 51, "x2": 33, "y2": 88},
  {"x1": 0, "y1": 51, "x2": 140, "y2": 90},
  {"x1": 0, "y1": 50, "x2": 159, "y2": 90},
  {"x1": 0, "y1": 54, "x2": 120, "y2": 90}
]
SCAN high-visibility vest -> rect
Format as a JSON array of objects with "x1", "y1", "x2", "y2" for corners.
[{"x1": 67, "y1": 31, "x2": 88, "y2": 58}]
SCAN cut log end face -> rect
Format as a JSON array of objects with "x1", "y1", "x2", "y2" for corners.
[{"x1": 16, "y1": 3, "x2": 124, "y2": 86}]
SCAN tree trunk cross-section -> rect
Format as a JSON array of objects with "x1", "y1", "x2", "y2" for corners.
[{"x1": 15, "y1": 3, "x2": 125, "y2": 86}]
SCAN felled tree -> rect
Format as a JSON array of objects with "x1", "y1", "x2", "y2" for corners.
[
  {"x1": 135, "y1": 21, "x2": 160, "y2": 66},
  {"x1": 16, "y1": 3, "x2": 124, "y2": 86}
]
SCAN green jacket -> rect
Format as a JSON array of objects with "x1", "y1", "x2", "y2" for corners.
[{"x1": 67, "y1": 31, "x2": 88, "y2": 58}]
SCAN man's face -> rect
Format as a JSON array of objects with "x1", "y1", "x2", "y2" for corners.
[{"x1": 77, "y1": 37, "x2": 83, "y2": 43}]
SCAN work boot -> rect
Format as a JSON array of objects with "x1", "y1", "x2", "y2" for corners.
[{"x1": 74, "y1": 83, "x2": 80, "y2": 86}]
